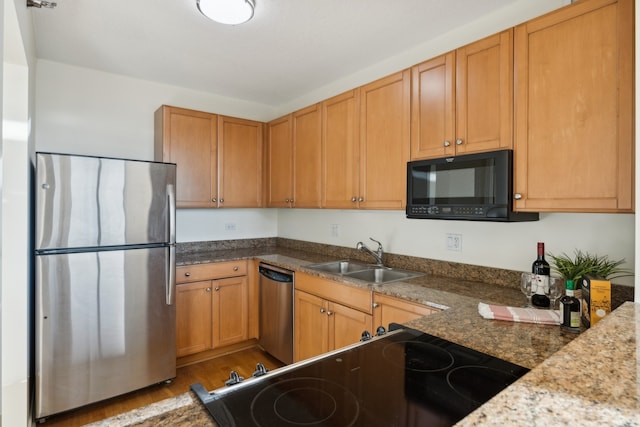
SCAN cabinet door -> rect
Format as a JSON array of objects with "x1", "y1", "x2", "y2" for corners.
[
  {"x1": 323, "y1": 89, "x2": 360, "y2": 208},
  {"x1": 218, "y1": 116, "x2": 264, "y2": 208},
  {"x1": 359, "y1": 70, "x2": 411, "y2": 209},
  {"x1": 292, "y1": 104, "x2": 322, "y2": 208},
  {"x1": 456, "y1": 29, "x2": 513, "y2": 155},
  {"x1": 372, "y1": 293, "x2": 435, "y2": 331},
  {"x1": 155, "y1": 106, "x2": 217, "y2": 208},
  {"x1": 294, "y1": 291, "x2": 329, "y2": 362},
  {"x1": 329, "y1": 302, "x2": 372, "y2": 351},
  {"x1": 267, "y1": 115, "x2": 293, "y2": 207},
  {"x1": 411, "y1": 53, "x2": 455, "y2": 159},
  {"x1": 212, "y1": 276, "x2": 249, "y2": 348},
  {"x1": 176, "y1": 280, "x2": 212, "y2": 357},
  {"x1": 513, "y1": 0, "x2": 633, "y2": 212}
]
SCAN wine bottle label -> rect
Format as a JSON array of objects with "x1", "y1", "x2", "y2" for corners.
[
  {"x1": 569, "y1": 311, "x2": 581, "y2": 328},
  {"x1": 533, "y1": 274, "x2": 549, "y2": 294}
]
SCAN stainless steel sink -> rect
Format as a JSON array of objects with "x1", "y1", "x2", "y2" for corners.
[
  {"x1": 307, "y1": 260, "x2": 423, "y2": 284},
  {"x1": 344, "y1": 268, "x2": 424, "y2": 284},
  {"x1": 306, "y1": 260, "x2": 374, "y2": 274}
]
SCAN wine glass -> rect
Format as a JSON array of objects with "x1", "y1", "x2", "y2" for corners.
[
  {"x1": 520, "y1": 273, "x2": 534, "y2": 307},
  {"x1": 546, "y1": 277, "x2": 564, "y2": 310}
]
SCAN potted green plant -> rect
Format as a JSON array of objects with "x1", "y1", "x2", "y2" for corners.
[{"x1": 548, "y1": 250, "x2": 633, "y2": 283}]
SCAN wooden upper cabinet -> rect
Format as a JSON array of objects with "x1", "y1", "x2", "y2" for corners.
[
  {"x1": 267, "y1": 115, "x2": 293, "y2": 207},
  {"x1": 322, "y1": 89, "x2": 361, "y2": 209},
  {"x1": 359, "y1": 70, "x2": 411, "y2": 209},
  {"x1": 154, "y1": 105, "x2": 263, "y2": 209},
  {"x1": 217, "y1": 115, "x2": 264, "y2": 208},
  {"x1": 411, "y1": 29, "x2": 513, "y2": 160},
  {"x1": 155, "y1": 105, "x2": 217, "y2": 207},
  {"x1": 513, "y1": 0, "x2": 633, "y2": 213},
  {"x1": 292, "y1": 104, "x2": 322, "y2": 208}
]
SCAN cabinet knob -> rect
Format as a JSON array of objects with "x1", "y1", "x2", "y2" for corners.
[
  {"x1": 290, "y1": 198, "x2": 294, "y2": 204},
  {"x1": 212, "y1": 197, "x2": 217, "y2": 203},
  {"x1": 184, "y1": 272, "x2": 191, "y2": 277},
  {"x1": 326, "y1": 310, "x2": 333, "y2": 316},
  {"x1": 358, "y1": 197, "x2": 364, "y2": 202},
  {"x1": 372, "y1": 302, "x2": 379, "y2": 308},
  {"x1": 320, "y1": 308, "x2": 325, "y2": 313},
  {"x1": 456, "y1": 138, "x2": 463, "y2": 145},
  {"x1": 206, "y1": 287, "x2": 211, "y2": 292},
  {"x1": 514, "y1": 193, "x2": 523, "y2": 200},
  {"x1": 351, "y1": 197, "x2": 357, "y2": 202},
  {"x1": 444, "y1": 140, "x2": 451, "y2": 147},
  {"x1": 233, "y1": 266, "x2": 239, "y2": 271},
  {"x1": 219, "y1": 198, "x2": 224, "y2": 204},
  {"x1": 285, "y1": 198, "x2": 290, "y2": 203},
  {"x1": 215, "y1": 287, "x2": 220, "y2": 291}
]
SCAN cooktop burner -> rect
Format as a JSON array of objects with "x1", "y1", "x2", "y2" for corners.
[
  {"x1": 250, "y1": 377, "x2": 360, "y2": 426},
  {"x1": 191, "y1": 326, "x2": 528, "y2": 427}
]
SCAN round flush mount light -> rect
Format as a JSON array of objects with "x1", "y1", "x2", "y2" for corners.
[{"x1": 197, "y1": 0, "x2": 255, "y2": 25}]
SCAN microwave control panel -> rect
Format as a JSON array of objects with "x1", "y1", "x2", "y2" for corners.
[{"x1": 408, "y1": 206, "x2": 486, "y2": 217}]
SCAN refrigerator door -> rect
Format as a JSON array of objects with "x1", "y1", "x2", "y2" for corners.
[
  {"x1": 35, "y1": 246, "x2": 176, "y2": 419},
  {"x1": 35, "y1": 152, "x2": 176, "y2": 251}
]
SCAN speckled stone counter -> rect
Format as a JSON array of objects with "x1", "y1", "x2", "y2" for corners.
[
  {"x1": 457, "y1": 302, "x2": 640, "y2": 426},
  {"x1": 92, "y1": 240, "x2": 635, "y2": 426}
]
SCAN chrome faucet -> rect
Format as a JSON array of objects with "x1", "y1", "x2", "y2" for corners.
[{"x1": 356, "y1": 237, "x2": 384, "y2": 266}]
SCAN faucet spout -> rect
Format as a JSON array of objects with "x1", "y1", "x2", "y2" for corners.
[{"x1": 356, "y1": 237, "x2": 384, "y2": 266}]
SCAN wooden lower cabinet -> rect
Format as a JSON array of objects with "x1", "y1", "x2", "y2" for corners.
[
  {"x1": 294, "y1": 290, "x2": 372, "y2": 362},
  {"x1": 175, "y1": 260, "x2": 250, "y2": 359},
  {"x1": 176, "y1": 280, "x2": 212, "y2": 357},
  {"x1": 372, "y1": 293, "x2": 437, "y2": 330},
  {"x1": 293, "y1": 272, "x2": 373, "y2": 362},
  {"x1": 212, "y1": 276, "x2": 249, "y2": 348}
]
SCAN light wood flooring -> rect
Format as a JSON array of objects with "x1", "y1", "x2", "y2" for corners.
[{"x1": 40, "y1": 347, "x2": 284, "y2": 426}]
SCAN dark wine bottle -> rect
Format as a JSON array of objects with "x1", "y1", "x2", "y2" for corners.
[
  {"x1": 531, "y1": 242, "x2": 550, "y2": 308},
  {"x1": 560, "y1": 280, "x2": 581, "y2": 333}
]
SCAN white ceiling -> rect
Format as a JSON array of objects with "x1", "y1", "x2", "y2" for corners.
[{"x1": 31, "y1": 0, "x2": 523, "y2": 107}]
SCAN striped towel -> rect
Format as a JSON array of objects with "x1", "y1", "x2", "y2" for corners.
[{"x1": 478, "y1": 302, "x2": 561, "y2": 325}]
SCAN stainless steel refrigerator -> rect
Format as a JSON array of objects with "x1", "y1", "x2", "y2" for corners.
[{"x1": 34, "y1": 152, "x2": 177, "y2": 419}]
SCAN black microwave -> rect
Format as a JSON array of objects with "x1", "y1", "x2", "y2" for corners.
[{"x1": 406, "y1": 150, "x2": 538, "y2": 222}]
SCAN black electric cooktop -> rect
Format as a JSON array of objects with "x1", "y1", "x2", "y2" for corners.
[{"x1": 191, "y1": 326, "x2": 528, "y2": 426}]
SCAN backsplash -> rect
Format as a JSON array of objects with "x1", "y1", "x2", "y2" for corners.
[{"x1": 176, "y1": 237, "x2": 633, "y2": 309}]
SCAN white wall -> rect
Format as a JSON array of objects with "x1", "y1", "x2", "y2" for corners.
[
  {"x1": 278, "y1": 210, "x2": 635, "y2": 286},
  {"x1": 2, "y1": 0, "x2": 37, "y2": 425},
  {"x1": 35, "y1": 59, "x2": 278, "y2": 161}
]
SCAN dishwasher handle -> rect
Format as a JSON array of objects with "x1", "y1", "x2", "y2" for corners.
[{"x1": 259, "y1": 265, "x2": 293, "y2": 283}]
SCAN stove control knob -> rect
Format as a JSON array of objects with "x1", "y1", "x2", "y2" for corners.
[
  {"x1": 224, "y1": 370, "x2": 244, "y2": 386},
  {"x1": 360, "y1": 330, "x2": 372, "y2": 342},
  {"x1": 252, "y1": 362, "x2": 269, "y2": 378},
  {"x1": 376, "y1": 326, "x2": 387, "y2": 336}
]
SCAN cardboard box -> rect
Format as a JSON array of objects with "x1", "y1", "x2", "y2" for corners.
[{"x1": 581, "y1": 275, "x2": 611, "y2": 328}]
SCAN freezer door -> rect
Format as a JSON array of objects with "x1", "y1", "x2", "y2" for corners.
[
  {"x1": 35, "y1": 153, "x2": 176, "y2": 251},
  {"x1": 35, "y1": 246, "x2": 176, "y2": 419}
]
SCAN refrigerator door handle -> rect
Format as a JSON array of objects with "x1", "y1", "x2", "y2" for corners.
[
  {"x1": 167, "y1": 183, "x2": 176, "y2": 244},
  {"x1": 167, "y1": 245, "x2": 176, "y2": 305}
]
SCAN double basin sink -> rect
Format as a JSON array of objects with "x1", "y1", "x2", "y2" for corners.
[{"x1": 306, "y1": 260, "x2": 424, "y2": 284}]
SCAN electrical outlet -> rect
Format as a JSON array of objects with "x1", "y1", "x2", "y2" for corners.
[
  {"x1": 224, "y1": 223, "x2": 237, "y2": 231},
  {"x1": 330, "y1": 224, "x2": 340, "y2": 237},
  {"x1": 446, "y1": 233, "x2": 462, "y2": 252}
]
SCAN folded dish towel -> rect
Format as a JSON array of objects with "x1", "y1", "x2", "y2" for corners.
[{"x1": 478, "y1": 302, "x2": 561, "y2": 325}]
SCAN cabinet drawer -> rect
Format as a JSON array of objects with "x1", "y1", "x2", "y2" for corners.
[
  {"x1": 176, "y1": 260, "x2": 248, "y2": 283},
  {"x1": 296, "y1": 272, "x2": 372, "y2": 314}
]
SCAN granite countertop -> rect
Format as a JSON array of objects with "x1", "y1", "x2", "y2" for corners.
[{"x1": 91, "y1": 245, "x2": 638, "y2": 426}]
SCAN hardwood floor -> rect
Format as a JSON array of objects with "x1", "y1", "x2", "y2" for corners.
[{"x1": 40, "y1": 347, "x2": 284, "y2": 426}]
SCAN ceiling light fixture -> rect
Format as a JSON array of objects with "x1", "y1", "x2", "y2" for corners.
[{"x1": 197, "y1": 0, "x2": 255, "y2": 25}]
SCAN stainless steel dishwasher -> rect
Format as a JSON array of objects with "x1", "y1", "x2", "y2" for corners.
[{"x1": 258, "y1": 263, "x2": 294, "y2": 364}]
